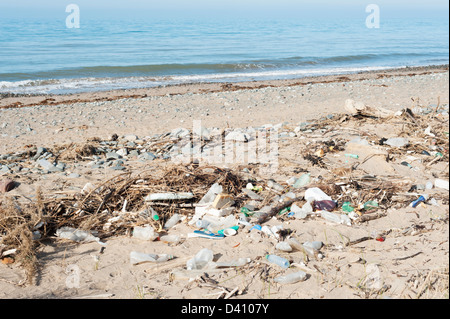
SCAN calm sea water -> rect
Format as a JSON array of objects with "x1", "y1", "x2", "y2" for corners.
[{"x1": 0, "y1": 16, "x2": 448, "y2": 94}]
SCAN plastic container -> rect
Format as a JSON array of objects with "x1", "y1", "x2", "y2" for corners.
[
  {"x1": 164, "y1": 213, "x2": 181, "y2": 229},
  {"x1": 218, "y1": 225, "x2": 239, "y2": 236},
  {"x1": 274, "y1": 271, "x2": 307, "y2": 284},
  {"x1": 132, "y1": 225, "x2": 159, "y2": 241},
  {"x1": 265, "y1": 254, "x2": 290, "y2": 269},
  {"x1": 186, "y1": 248, "x2": 214, "y2": 270},
  {"x1": 130, "y1": 251, "x2": 173, "y2": 265}
]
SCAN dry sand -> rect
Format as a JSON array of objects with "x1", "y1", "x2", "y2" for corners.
[{"x1": 0, "y1": 66, "x2": 448, "y2": 300}]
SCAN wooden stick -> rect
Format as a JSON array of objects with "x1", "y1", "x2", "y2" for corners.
[
  {"x1": 357, "y1": 212, "x2": 386, "y2": 223},
  {"x1": 256, "y1": 197, "x2": 302, "y2": 224}
]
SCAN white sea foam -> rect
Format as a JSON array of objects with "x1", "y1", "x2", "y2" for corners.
[{"x1": 0, "y1": 65, "x2": 398, "y2": 95}]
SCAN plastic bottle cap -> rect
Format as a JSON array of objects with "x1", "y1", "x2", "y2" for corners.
[{"x1": 152, "y1": 214, "x2": 160, "y2": 221}]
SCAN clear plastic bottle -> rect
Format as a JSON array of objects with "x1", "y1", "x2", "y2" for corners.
[
  {"x1": 164, "y1": 213, "x2": 181, "y2": 229},
  {"x1": 196, "y1": 219, "x2": 211, "y2": 229},
  {"x1": 212, "y1": 257, "x2": 251, "y2": 268},
  {"x1": 159, "y1": 234, "x2": 182, "y2": 244},
  {"x1": 274, "y1": 271, "x2": 307, "y2": 284},
  {"x1": 265, "y1": 254, "x2": 290, "y2": 269},
  {"x1": 186, "y1": 248, "x2": 214, "y2": 270},
  {"x1": 130, "y1": 251, "x2": 173, "y2": 265},
  {"x1": 276, "y1": 241, "x2": 293, "y2": 252}
]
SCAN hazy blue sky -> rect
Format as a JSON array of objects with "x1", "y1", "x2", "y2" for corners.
[{"x1": 1, "y1": 0, "x2": 448, "y2": 19}]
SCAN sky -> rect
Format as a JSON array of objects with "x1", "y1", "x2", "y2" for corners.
[{"x1": 0, "y1": 0, "x2": 448, "y2": 20}]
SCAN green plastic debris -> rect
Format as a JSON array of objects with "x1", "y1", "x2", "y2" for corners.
[
  {"x1": 278, "y1": 207, "x2": 291, "y2": 215},
  {"x1": 342, "y1": 202, "x2": 355, "y2": 213},
  {"x1": 345, "y1": 154, "x2": 359, "y2": 159},
  {"x1": 363, "y1": 201, "x2": 379, "y2": 211}
]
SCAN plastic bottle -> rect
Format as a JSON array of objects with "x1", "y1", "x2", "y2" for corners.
[
  {"x1": 276, "y1": 241, "x2": 293, "y2": 252},
  {"x1": 212, "y1": 257, "x2": 251, "y2": 268},
  {"x1": 159, "y1": 235, "x2": 182, "y2": 244},
  {"x1": 293, "y1": 173, "x2": 311, "y2": 188},
  {"x1": 164, "y1": 213, "x2": 181, "y2": 229},
  {"x1": 186, "y1": 248, "x2": 214, "y2": 270},
  {"x1": 274, "y1": 271, "x2": 307, "y2": 284},
  {"x1": 132, "y1": 225, "x2": 159, "y2": 241},
  {"x1": 130, "y1": 251, "x2": 173, "y2": 265},
  {"x1": 314, "y1": 200, "x2": 337, "y2": 211},
  {"x1": 265, "y1": 254, "x2": 290, "y2": 269},
  {"x1": 320, "y1": 211, "x2": 341, "y2": 224},
  {"x1": 303, "y1": 241, "x2": 323, "y2": 250},
  {"x1": 196, "y1": 219, "x2": 211, "y2": 229}
]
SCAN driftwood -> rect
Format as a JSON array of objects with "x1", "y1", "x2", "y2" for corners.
[
  {"x1": 256, "y1": 197, "x2": 302, "y2": 225},
  {"x1": 345, "y1": 99, "x2": 396, "y2": 118}
]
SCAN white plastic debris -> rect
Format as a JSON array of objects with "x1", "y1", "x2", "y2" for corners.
[
  {"x1": 56, "y1": 226, "x2": 106, "y2": 246},
  {"x1": 305, "y1": 187, "x2": 332, "y2": 202},
  {"x1": 144, "y1": 192, "x2": 194, "y2": 201}
]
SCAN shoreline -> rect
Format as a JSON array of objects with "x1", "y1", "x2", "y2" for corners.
[{"x1": 1, "y1": 64, "x2": 448, "y2": 109}]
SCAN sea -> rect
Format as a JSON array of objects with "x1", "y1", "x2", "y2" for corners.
[{"x1": 0, "y1": 15, "x2": 448, "y2": 95}]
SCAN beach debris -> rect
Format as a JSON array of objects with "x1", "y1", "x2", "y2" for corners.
[
  {"x1": 274, "y1": 271, "x2": 307, "y2": 284},
  {"x1": 163, "y1": 213, "x2": 181, "y2": 229},
  {"x1": 130, "y1": 251, "x2": 174, "y2": 265},
  {"x1": 0, "y1": 179, "x2": 15, "y2": 193},
  {"x1": 434, "y1": 179, "x2": 449, "y2": 190},
  {"x1": 186, "y1": 248, "x2": 214, "y2": 270},
  {"x1": 265, "y1": 254, "x2": 290, "y2": 269},
  {"x1": 56, "y1": 227, "x2": 106, "y2": 246},
  {"x1": 144, "y1": 192, "x2": 194, "y2": 201},
  {"x1": 344, "y1": 99, "x2": 396, "y2": 118},
  {"x1": 132, "y1": 225, "x2": 159, "y2": 241}
]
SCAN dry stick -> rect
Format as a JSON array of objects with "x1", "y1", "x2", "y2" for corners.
[
  {"x1": 357, "y1": 212, "x2": 386, "y2": 223},
  {"x1": 393, "y1": 251, "x2": 423, "y2": 261},
  {"x1": 256, "y1": 197, "x2": 301, "y2": 225},
  {"x1": 346, "y1": 236, "x2": 372, "y2": 247}
]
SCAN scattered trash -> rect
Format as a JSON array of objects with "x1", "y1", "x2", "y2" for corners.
[
  {"x1": 164, "y1": 213, "x2": 181, "y2": 229},
  {"x1": 274, "y1": 271, "x2": 307, "y2": 284},
  {"x1": 56, "y1": 226, "x2": 107, "y2": 246},
  {"x1": 186, "y1": 248, "x2": 214, "y2": 270},
  {"x1": 188, "y1": 230, "x2": 225, "y2": 240},
  {"x1": 132, "y1": 225, "x2": 159, "y2": 241},
  {"x1": 410, "y1": 195, "x2": 428, "y2": 208},
  {"x1": 130, "y1": 251, "x2": 174, "y2": 265},
  {"x1": 266, "y1": 254, "x2": 290, "y2": 269},
  {"x1": 435, "y1": 179, "x2": 449, "y2": 190},
  {"x1": 314, "y1": 200, "x2": 337, "y2": 212}
]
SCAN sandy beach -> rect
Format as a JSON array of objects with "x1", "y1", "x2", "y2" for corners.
[{"x1": 0, "y1": 66, "x2": 448, "y2": 300}]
